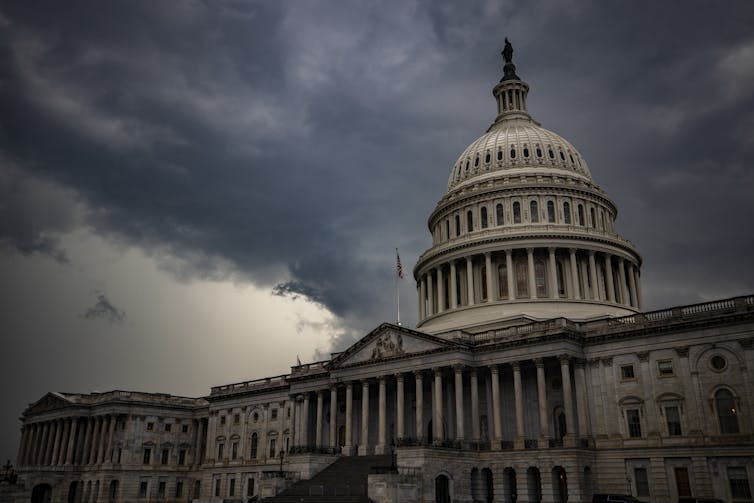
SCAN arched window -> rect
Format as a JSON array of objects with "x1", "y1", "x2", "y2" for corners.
[
  {"x1": 548, "y1": 148, "x2": 554, "y2": 159},
  {"x1": 496, "y1": 204, "x2": 504, "y2": 225},
  {"x1": 250, "y1": 433, "x2": 258, "y2": 459},
  {"x1": 536, "y1": 146, "x2": 542, "y2": 157},
  {"x1": 523, "y1": 147, "x2": 530, "y2": 158},
  {"x1": 474, "y1": 156, "x2": 479, "y2": 167},
  {"x1": 590, "y1": 207, "x2": 596, "y2": 228},
  {"x1": 109, "y1": 481, "x2": 118, "y2": 503},
  {"x1": 465, "y1": 160, "x2": 469, "y2": 171},
  {"x1": 435, "y1": 474, "x2": 450, "y2": 503},
  {"x1": 485, "y1": 152, "x2": 490, "y2": 163},
  {"x1": 481, "y1": 266, "x2": 488, "y2": 300},
  {"x1": 535, "y1": 259, "x2": 547, "y2": 297},
  {"x1": 498, "y1": 264, "x2": 509, "y2": 299},
  {"x1": 559, "y1": 150, "x2": 565, "y2": 161},
  {"x1": 563, "y1": 202, "x2": 571, "y2": 224},
  {"x1": 497, "y1": 149, "x2": 503, "y2": 161},
  {"x1": 578, "y1": 205, "x2": 585, "y2": 226},
  {"x1": 467, "y1": 210, "x2": 474, "y2": 232},
  {"x1": 455, "y1": 215, "x2": 461, "y2": 236},
  {"x1": 510, "y1": 147, "x2": 516, "y2": 159},
  {"x1": 481, "y1": 207, "x2": 488, "y2": 228},
  {"x1": 530, "y1": 200, "x2": 539, "y2": 223},
  {"x1": 515, "y1": 259, "x2": 528, "y2": 298},
  {"x1": 547, "y1": 201, "x2": 555, "y2": 223},
  {"x1": 599, "y1": 210, "x2": 605, "y2": 230},
  {"x1": 513, "y1": 202, "x2": 521, "y2": 224},
  {"x1": 445, "y1": 219, "x2": 450, "y2": 240},
  {"x1": 715, "y1": 389, "x2": 740, "y2": 434}
]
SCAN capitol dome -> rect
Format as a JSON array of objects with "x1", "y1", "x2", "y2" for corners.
[{"x1": 414, "y1": 41, "x2": 642, "y2": 335}]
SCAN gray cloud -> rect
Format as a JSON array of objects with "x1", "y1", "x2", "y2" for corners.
[{"x1": 81, "y1": 292, "x2": 126, "y2": 324}]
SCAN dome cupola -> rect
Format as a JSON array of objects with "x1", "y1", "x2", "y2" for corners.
[{"x1": 414, "y1": 40, "x2": 643, "y2": 336}]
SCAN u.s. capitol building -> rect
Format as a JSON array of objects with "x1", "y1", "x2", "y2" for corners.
[{"x1": 10, "y1": 43, "x2": 754, "y2": 503}]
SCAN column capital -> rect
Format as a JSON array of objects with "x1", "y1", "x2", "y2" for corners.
[
  {"x1": 452, "y1": 364, "x2": 464, "y2": 373},
  {"x1": 533, "y1": 358, "x2": 545, "y2": 368},
  {"x1": 484, "y1": 251, "x2": 491, "y2": 258},
  {"x1": 432, "y1": 367, "x2": 443, "y2": 376},
  {"x1": 569, "y1": 247, "x2": 578, "y2": 254},
  {"x1": 378, "y1": 375, "x2": 387, "y2": 383},
  {"x1": 601, "y1": 357, "x2": 613, "y2": 366},
  {"x1": 504, "y1": 248, "x2": 513, "y2": 257},
  {"x1": 526, "y1": 247, "x2": 534, "y2": 254},
  {"x1": 412, "y1": 369, "x2": 424, "y2": 379},
  {"x1": 574, "y1": 359, "x2": 587, "y2": 369},
  {"x1": 548, "y1": 247, "x2": 556, "y2": 253},
  {"x1": 345, "y1": 381, "x2": 353, "y2": 389},
  {"x1": 588, "y1": 249, "x2": 596, "y2": 257},
  {"x1": 316, "y1": 389, "x2": 324, "y2": 397},
  {"x1": 361, "y1": 379, "x2": 370, "y2": 386},
  {"x1": 511, "y1": 361, "x2": 522, "y2": 371},
  {"x1": 558, "y1": 355, "x2": 571, "y2": 365},
  {"x1": 674, "y1": 346, "x2": 690, "y2": 358},
  {"x1": 469, "y1": 366, "x2": 478, "y2": 377},
  {"x1": 489, "y1": 364, "x2": 499, "y2": 374},
  {"x1": 394, "y1": 372, "x2": 404, "y2": 381}
]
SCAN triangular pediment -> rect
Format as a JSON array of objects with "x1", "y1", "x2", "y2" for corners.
[
  {"x1": 25, "y1": 392, "x2": 74, "y2": 416},
  {"x1": 329, "y1": 323, "x2": 462, "y2": 368}
]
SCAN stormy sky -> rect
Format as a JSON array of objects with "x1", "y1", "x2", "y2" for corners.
[{"x1": 1, "y1": 0, "x2": 753, "y2": 462}]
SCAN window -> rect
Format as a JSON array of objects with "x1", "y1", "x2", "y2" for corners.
[
  {"x1": 563, "y1": 202, "x2": 571, "y2": 224},
  {"x1": 716, "y1": 389, "x2": 740, "y2": 434},
  {"x1": 175, "y1": 482, "x2": 183, "y2": 498},
  {"x1": 229, "y1": 479, "x2": 235, "y2": 497},
  {"x1": 665, "y1": 406, "x2": 682, "y2": 436},
  {"x1": 559, "y1": 150, "x2": 565, "y2": 161},
  {"x1": 481, "y1": 266, "x2": 488, "y2": 301},
  {"x1": 214, "y1": 480, "x2": 221, "y2": 497},
  {"x1": 485, "y1": 153, "x2": 490, "y2": 163},
  {"x1": 181, "y1": 424, "x2": 188, "y2": 433},
  {"x1": 157, "y1": 482, "x2": 166, "y2": 499},
  {"x1": 497, "y1": 149, "x2": 503, "y2": 161},
  {"x1": 510, "y1": 147, "x2": 516, "y2": 159},
  {"x1": 445, "y1": 219, "x2": 450, "y2": 239},
  {"x1": 515, "y1": 259, "x2": 528, "y2": 298},
  {"x1": 287, "y1": 407, "x2": 291, "y2": 418},
  {"x1": 247, "y1": 479, "x2": 255, "y2": 497},
  {"x1": 164, "y1": 423, "x2": 171, "y2": 432},
  {"x1": 178, "y1": 449, "x2": 186, "y2": 465},
  {"x1": 513, "y1": 202, "x2": 521, "y2": 223},
  {"x1": 465, "y1": 160, "x2": 469, "y2": 171},
  {"x1": 233, "y1": 414, "x2": 240, "y2": 424},
  {"x1": 253, "y1": 412, "x2": 259, "y2": 422},
  {"x1": 146, "y1": 422, "x2": 154, "y2": 431},
  {"x1": 536, "y1": 146, "x2": 542, "y2": 157},
  {"x1": 530, "y1": 200, "x2": 539, "y2": 223},
  {"x1": 231, "y1": 441, "x2": 238, "y2": 460},
  {"x1": 109, "y1": 480, "x2": 118, "y2": 502},
  {"x1": 220, "y1": 416, "x2": 226, "y2": 426},
  {"x1": 658, "y1": 360, "x2": 674, "y2": 376},
  {"x1": 548, "y1": 148, "x2": 554, "y2": 159},
  {"x1": 455, "y1": 215, "x2": 461, "y2": 236},
  {"x1": 634, "y1": 468, "x2": 650, "y2": 497},
  {"x1": 139, "y1": 482, "x2": 148, "y2": 499},
  {"x1": 711, "y1": 355, "x2": 727, "y2": 371},
  {"x1": 728, "y1": 467, "x2": 752, "y2": 501},
  {"x1": 481, "y1": 207, "x2": 488, "y2": 228},
  {"x1": 675, "y1": 467, "x2": 691, "y2": 498},
  {"x1": 523, "y1": 147, "x2": 530, "y2": 157},
  {"x1": 626, "y1": 409, "x2": 642, "y2": 438},
  {"x1": 474, "y1": 156, "x2": 479, "y2": 167},
  {"x1": 590, "y1": 207, "x2": 596, "y2": 228},
  {"x1": 269, "y1": 438, "x2": 277, "y2": 458},
  {"x1": 161, "y1": 448, "x2": 169, "y2": 465},
  {"x1": 143, "y1": 448, "x2": 151, "y2": 465},
  {"x1": 467, "y1": 210, "x2": 473, "y2": 232},
  {"x1": 498, "y1": 264, "x2": 509, "y2": 299},
  {"x1": 193, "y1": 481, "x2": 201, "y2": 499},
  {"x1": 217, "y1": 443, "x2": 224, "y2": 460},
  {"x1": 496, "y1": 204, "x2": 504, "y2": 225},
  {"x1": 621, "y1": 365, "x2": 635, "y2": 379},
  {"x1": 251, "y1": 433, "x2": 258, "y2": 459},
  {"x1": 271, "y1": 408, "x2": 278, "y2": 420},
  {"x1": 547, "y1": 201, "x2": 555, "y2": 223},
  {"x1": 534, "y1": 260, "x2": 547, "y2": 297},
  {"x1": 577, "y1": 204, "x2": 584, "y2": 226}
]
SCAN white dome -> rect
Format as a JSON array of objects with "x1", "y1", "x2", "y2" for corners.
[{"x1": 447, "y1": 118, "x2": 592, "y2": 192}]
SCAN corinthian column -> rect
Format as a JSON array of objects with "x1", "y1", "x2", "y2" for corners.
[
  {"x1": 605, "y1": 254, "x2": 616, "y2": 302},
  {"x1": 454, "y1": 366, "x2": 465, "y2": 442},
  {"x1": 513, "y1": 362, "x2": 525, "y2": 449},
  {"x1": 548, "y1": 248, "x2": 558, "y2": 299},
  {"x1": 359, "y1": 380, "x2": 369, "y2": 455},
  {"x1": 560, "y1": 356, "x2": 576, "y2": 447},
  {"x1": 433, "y1": 368, "x2": 443, "y2": 444},
  {"x1": 588, "y1": 251, "x2": 599, "y2": 300},
  {"x1": 427, "y1": 272, "x2": 434, "y2": 316},
  {"x1": 535, "y1": 359, "x2": 550, "y2": 442},
  {"x1": 450, "y1": 261, "x2": 458, "y2": 309},
  {"x1": 466, "y1": 257, "x2": 474, "y2": 306},
  {"x1": 490, "y1": 366, "x2": 502, "y2": 446},
  {"x1": 485, "y1": 253, "x2": 494, "y2": 302},
  {"x1": 329, "y1": 386, "x2": 337, "y2": 450},
  {"x1": 396, "y1": 374, "x2": 405, "y2": 440},
  {"x1": 569, "y1": 249, "x2": 580, "y2": 300},
  {"x1": 376, "y1": 377, "x2": 387, "y2": 454},
  {"x1": 470, "y1": 369, "x2": 480, "y2": 442},
  {"x1": 436, "y1": 268, "x2": 444, "y2": 313},
  {"x1": 315, "y1": 390, "x2": 324, "y2": 447},
  {"x1": 344, "y1": 383, "x2": 353, "y2": 455},
  {"x1": 414, "y1": 371, "x2": 424, "y2": 441},
  {"x1": 527, "y1": 248, "x2": 537, "y2": 299}
]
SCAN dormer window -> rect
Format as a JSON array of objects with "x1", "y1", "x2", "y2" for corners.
[
  {"x1": 523, "y1": 147, "x2": 530, "y2": 158},
  {"x1": 510, "y1": 147, "x2": 516, "y2": 159}
]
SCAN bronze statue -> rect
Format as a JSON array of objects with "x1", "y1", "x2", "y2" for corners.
[{"x1": 502, "y1": 37, "x2": 513, "y2": 63}]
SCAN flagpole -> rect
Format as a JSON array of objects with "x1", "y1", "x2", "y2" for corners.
[{"x1": 395, "y1": 248, "x2": 401, "y2": 326}]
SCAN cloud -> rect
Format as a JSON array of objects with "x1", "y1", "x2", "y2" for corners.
[{"x1": 80, "y1": 292, "x2": 126, "y2": 324}]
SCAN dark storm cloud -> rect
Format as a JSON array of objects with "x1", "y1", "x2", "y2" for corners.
[
  {"x1": 1, "y1": 0, "x2": 754, "y2": 347},
  {"x1": 81, "y1": 292, "x2": 125, "y2": 324}
]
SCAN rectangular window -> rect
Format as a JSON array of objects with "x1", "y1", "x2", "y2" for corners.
[
  {"x1": 247, "y1": 478, "x2": 255, "y2": 497},
  {"x1": 233, "y1": 414, "x2": 240, "y2": 424},
  {"x1": 675, "y1": 467, "x2": 691, "y2": 498},
  {"x1": 229, "y1": 479, "x2": 235, "y2": 497},
  {"x1": 178, "y1": 449, "x2": 186, "y2": 465},
  {"x1": 271, "y1": 409, "x2": 278, "y2": 420},
  {"x1": 157, "y1": 482, "x2": 165, "y2": 499},
  {"x1": 214, "y1": 479, "x2": 221, "y2": 497},
  {"x1": 139, "y1": 482, "x2": 148, "y2": 498},
  {"x1": 269, "y1": 438, "x2": 277, "y2": 458},
  {"x1": 175, "y1": 482, "x2": 183, "y2": 498},
  {"x1": 161, "y1": 448, "x2": 169, "y2": 465},
  {"x1": 193, "y1": 481, "x2": 201, "y2": 499},
  {"x1": 658, "y1": 360, "x2": 674, "y2": 376},
  {"x1": 143, "y1": 448, "x2": 151, "y2": 465},
  {"x1": 621, "y1": 365, "x2": 635, "y2": 379},
  {"x1": 164, "y1": 424, "x2": 171, "y2": 432},
  {"x1": 220, "y1": 416, "x2": 226, "y2": 425},
  {"x1": 728, "y1": 467, "x2": 752, "y2": 501},
  {"x1": 287, "y1": 408, "x2": 291, "y2": 418},
  {"x1": 232, "y1": 442, "x2": 238, "y2": 460},
  {"x1": 634, "y1": 468, "x2": 650, "y2": 497},
  {"x1": 666, "y1": 406, "x2": 682, "y2": 436},
  {"x1": 217, "y1": 443, "x2": 224, "y2": 460},
  {"x1": 182, "y1": 424, "x2": 189, "y2": 433},
  {"x1": 627, "y1": 409, "x2": 642, "y2": 438},
  {"x1": 146, "y1": 422, "x2": 154, "y2": 431}
]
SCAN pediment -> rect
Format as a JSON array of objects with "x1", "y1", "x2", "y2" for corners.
[
  {"x1": 329, "y1": 323, "x2": 460, "y2": 368},
  {"x1": 25, "y1": 392, "x2": 74, "y2": 416}
]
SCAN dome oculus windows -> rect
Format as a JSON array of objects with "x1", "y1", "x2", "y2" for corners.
[{"x1": 710, "y1": 355, "x2": 727, "y2": 371}]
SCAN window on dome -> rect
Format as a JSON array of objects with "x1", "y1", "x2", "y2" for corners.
[
  {"x1": 481, "y1": 266, "x2": 488, "y2": 301},
  {"x1": 508, "y1": 90, "x2": 513, "y2": 108},
  {"x1": 485, "y1": 153, "x2": 490, "y2": 163},
  {"x1": 530, "y1": 201, "x2": 539, "y2": 223},
  {"x1": 535, "y1": 259, "x2": 547, "y2": 297},
  {"x1": 481, "y1": 207, "x2": 488, "y2": 228},
  {"x1": 536, "y1": 146, "x2": 542, "y2": 157},
  {"x1": 455, "y1": 215, "x2": 461, "y2": 237},
  {"x1": 515, "y1": 259, "x2": 528, "y2": 298},
  {"x1": 590, "y1": 207, "x2": 596, "y2": 228},
  {"x1": 547, "y1": 201, "x2": 555, "y2": 223},
  {"x1": 510, "y1": 147, "x2": 516, "y2": 159},
  {"x1": 578, "y1": 204, "x2": 585, "y2": 226},
  {"x1": 557, "y1": 260, "x2": 566, "y2": 296},
  {"x1": 474, "y1": 156, "x2": 479, "y2": 167},
  {"x1": 569, "y1": 153, "x2": 574, "y2": 163},
  {"x1": 497, "y1": 149, "x2": 503, "y2": 161},
  {"x1": 513, "y1": 202, "x2": 521, "y2": 223},
  {"x1": 599, "y1": 210, "x2": 605, "y2": 230},
  {"x1": 563, "y1": 202, "x2": 571, "y2": 224},
  {"x1": 498, "y1": 264, "x2": 509, "y2": 299},
  {"x1": 548, "y1": 148, "x2": 554, "y2": 159},
  {"x1": 445, "y1": 219, "x2": 450, "y2": 240},
  {"x1": 467, "y1": 210, "x2": 473, "y2": 232},
  {"x1": 523, "y1": 147, "x2": 530, "y2": 158},
  {"x1": 559, "y1": 150, "x2": 565, "y2": 161},
  {"x1": 496, "y1": 204, "x2": 504, "y2": 225},
  {"x1": 465, "y1": 160, "x2": 469, "y2": 171}
]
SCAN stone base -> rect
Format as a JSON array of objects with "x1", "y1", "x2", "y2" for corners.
[
  {"x1": 514, "y1": 436, "x2": 525, "y2": 449},
  {"x1": 374, "y1": 444, "x2": 388, "y2": 455},
  {"x1": 342, "y1": 445, "x2": 356, "y2": 456}
]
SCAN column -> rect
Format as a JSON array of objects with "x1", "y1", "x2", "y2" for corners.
[
  {"x1": 588, "y1": 251, "x2": 599, "y2": 300},
  {"x1": 627, "y1": 263, "x2": 638, "y2": 307},
  {"x1": 414, "y1": 371, "x2": 424, "y2": 441},
  {"x1": 106, "y1": 415, "x2": 117, "y2": 463},
  {"x1": 55, "y1": 419, "x2": 68, "y2": 465},
  {"x1": 50, "y1": 420, "x2": 62, "y2": 465},
  {"x1": 513, "y1": 362, "x2": 525, "y2": 448},
  {"x1": 376, "y1": 377, "x2": 387, "y2": 454},
  {"x1": 81, "y1": 417, "x2": 93, "y2": 465},
  {"x1": 604, "y1": 254, "x2": 616, "y2": 302},
  {"x1": 436, "y1": 268, "x2": 444, "y2": 313},
  {"x1": 329, "y1": 386, "x2": 337, "y2": 449},
  {"x1": 315, "y1": 390, "x2": 324, "y2": 447},
  {"x1": 433, "y1": 368, "x2": 443, "y2": 444},
  {"x1": 535, "y1": 359, "x2": 550, "y2": 441},
  {"x1": 454, "y1": 366, "x2": 465, "y2": 442},
  {"x1": 427, "y1": 271, "x2": 434, "y2": 316},
  {"x1": 344, "y1": 383, "x2": 353, "y2": 454},
  {"x1": 560, "y1": 356, "x2": 576, "y2": 447},
  {"x1": 89, "y1": 416, "x2": 101, "y2": 464},
  {"x1": 37, "y1": 422, "x2": 50, "y2": 465},
  {"x1": 485, "y1": 252, "x2": 494, "y2": 302},
  {"x1": 527, "y1": 248, "x2": 537, "y2": 299},
  {"x1": 490, "y1": 365, "x2": 502, "y2": 446},
  {"x1": 575, "y1": 361, "x2": 590, "y2": 440},
  {"x1": 450, "y1": 261, "x2": 458, "y2": 309},
  {"x1": 569, "y1": 249, "x2": 581, "y2": 300},
  {"x1": 505, "y1": 250, "x2": 515, "y2": 299},
  {"x1": 396, "y1": 374, "x2": 405, "y2": 440},
  {"x1": 198, "y1": 417, "x2": 206, "y2": 463},
  {"x1": 97, "y1": 415, "x2": 108, "y2": 463},
  {"x1": 359, "y1": 380, "x2": 369, "y2": 455},
  {"x1": 16, "y1": 426, "x2": 28, "y2": 467},
  {"x1": 470, "y1": 369, "x2": 480, "y2": 441},
  {"x1": 548, "y1": 248, "x2": 558, "y2": 299},
  {"x1": 419, "y1": 277, "x2": 426, "y2": 319},
  {"x1": 617, "y1": 258, "x2": 628, "y2": 305},
  {"x1": 302, "y1": 393, "x2": 310, "y2": 447},
  {"x1": 634, "y1": 267, "x2": 643, "y2": 310},
  {"x1": 466, "y1": 257, "x2": 475, "y2": 306}
]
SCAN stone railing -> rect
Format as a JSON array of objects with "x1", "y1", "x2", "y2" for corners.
[
  {"x1": 291, "y1": 361, "x2": 329, "y2": 376},
  {"x1": 468, "y1": 317, "x2": 579, "y2": 345},
  {"x1": 210, "y1": 375, "x2": 289, "y2": 397}
]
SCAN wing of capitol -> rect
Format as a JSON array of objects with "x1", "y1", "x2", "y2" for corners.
[{"x1": 7, "y1": 42, "x2": 754, "y2": 503}]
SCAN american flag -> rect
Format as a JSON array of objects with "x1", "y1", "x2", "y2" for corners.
[{"x1": 396, "y1": 250, "x2": 404, "y2": 279}]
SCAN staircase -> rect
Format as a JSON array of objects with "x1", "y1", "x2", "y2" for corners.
[{"x1": 261, "y1": 454, "x2": 391, "y2": 503}]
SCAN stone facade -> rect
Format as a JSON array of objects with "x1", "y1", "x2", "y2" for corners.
[{"x1": 10, "y1": 45, "x2": 754, "y2": 503}]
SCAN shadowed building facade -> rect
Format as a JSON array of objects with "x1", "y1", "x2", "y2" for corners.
[{"x1": 10, "y1": 43, "x2": 754, "y2": 503}]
